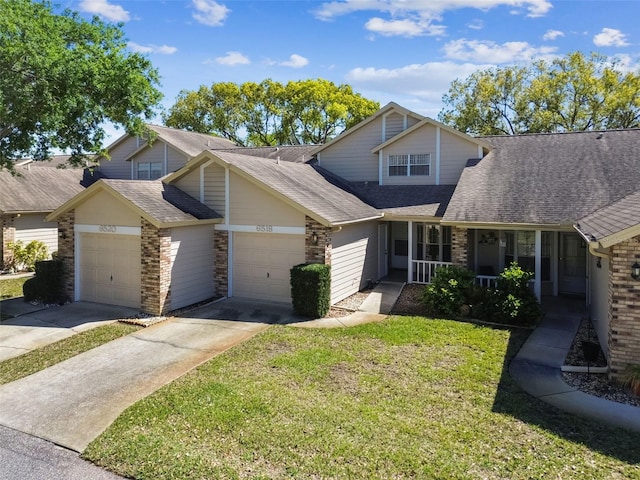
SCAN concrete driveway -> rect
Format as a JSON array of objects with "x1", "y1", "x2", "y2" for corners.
[
  {"x1": 0, "y1": 298, "x2": 299, "y2": 452},
  {"x1": 0, "y1": 300, "x2": 138, "y2": 361}
]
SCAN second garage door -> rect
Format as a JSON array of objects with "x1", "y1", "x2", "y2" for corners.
[
  {"x1": 233, "y1": 233, "x2": 305, "y2": 303},
  {"x1": 79, "y1": 233, "x2": 141, "y2": 308}
]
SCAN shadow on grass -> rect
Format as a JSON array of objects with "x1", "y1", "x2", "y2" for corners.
[{"x1": 492, "y1": 327, "x2": 640, "y2": 465}]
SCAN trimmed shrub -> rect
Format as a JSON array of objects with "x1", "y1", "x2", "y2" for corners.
[
  {"x1": 6, "y1": 240, "x2": 49, "y2": 272},
  {"x1": 290, "y1": 263, "x2": 331, "y2": 318},
  {"x1": 422, "y1": 265, "x2": 476, "y2": 318},
  {"x1": 23, "y1": 260, "x2": 65, "y2": 304}
]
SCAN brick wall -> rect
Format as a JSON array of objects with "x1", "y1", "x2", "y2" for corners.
[
  {"x1": 214, "y1": 230, "x2": 228, "y2": 297},
  {"x1": 141, "y1": 218, "x2": 172, "y2": 315},
  {"x1": 1, "y1": 214, "x2": 16, "y2": 269},
  {"x1": 608, "y1": 234, "x2": 640, "y2": 379},
  {"x1": 451, "y1": 226, "x2": 468, "y2": 267},
  {"x1": 305, "y1": 217, "x2": 332, "y2": 265},
  {"x1": 57, "y1": 211, "x2": 75, "y2": 301}
]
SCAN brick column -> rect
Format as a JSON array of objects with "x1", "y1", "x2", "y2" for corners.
[
  {"x1": 1, "y1": 214, "x2": 16, "y2": 269},
  {"x1": 141, "y1": 219, "x2": 172, "y2": 315},
  {"x1": 608, "y1": 235, "x2": 640, "y2": 379},
  {"x1": 214, "y1": 230, "x2": 229, "y2": 297},
  {"x1": 57, "y1": 211, "x2": 75, "y2": 302},
  {"x1": 305, "y1": 217, "x2": 332, "y2": 265},
  {"x1": 451, "y1": 226, "x2": 468, "y2": 267}
]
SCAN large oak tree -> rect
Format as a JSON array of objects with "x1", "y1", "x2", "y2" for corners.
[
  {"x1": 438, "y1": 52, "x2": 640, "y2": 135},
  {"x1": 0, "y1": 0, "x2": 163, "y2": 171},
  {"x1": 164, "y1": 79, "x2": 380, "y2": 146}
]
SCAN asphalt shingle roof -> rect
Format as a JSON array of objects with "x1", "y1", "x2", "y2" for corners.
[
  {"x1": 146, "y1": 125, "x2": 238, "y2": 157},
  {"x1": 213, "y1": 145, "x2": 318, "y2": 163},
  {"x1": 101, "y1": 179, "x2": 221, "y2": 224},
  {"x1": 575, "y1": 190, "x2": 640, "y2": 242},
  {"x1": 443, "y1": 129, "x2": 640, "y2": 226},
  {"x1": 212, "y1": 151, "x2": 381, "y2": 225},
  {"x1": 0, "y1": 161, "x2": 85, "y2": 213}
]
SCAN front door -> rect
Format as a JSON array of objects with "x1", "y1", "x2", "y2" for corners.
[
  {"x1": 559, "y1": 233, "x2": 586, "y2": 296},
  {"x1": 378, "y1": 223, "x2": 388, "y2": 279}
]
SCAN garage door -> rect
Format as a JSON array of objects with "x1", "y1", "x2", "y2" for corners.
[
  {"x1": 233, "y1": 233, "x2": 305, "y2": 303},
  {"x1": 79, "y1": 233, "x2": 141, "y2": 308}
]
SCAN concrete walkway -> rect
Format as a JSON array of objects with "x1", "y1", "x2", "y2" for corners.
[{"x1": 509, "y1": 299, "x2": 640, "y2": 433}]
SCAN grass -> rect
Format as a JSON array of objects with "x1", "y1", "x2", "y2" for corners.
[
  {"x1": 83, "y1": 316, "x2": 640, "y2": 479},
  {"x1": 0, "y1": 276, "x2": 29, "y2": 300},
  {"x1": 0, "y1": 322, "x2": 141, "y2": 385}
]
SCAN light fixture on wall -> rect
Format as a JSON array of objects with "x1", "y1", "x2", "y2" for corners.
[
  {"x1": 311, "y1": 232, "x2": 318, "y2": 245},
  {"x1": 632, "y1": 261, "x2": 640, "y2": 280}
]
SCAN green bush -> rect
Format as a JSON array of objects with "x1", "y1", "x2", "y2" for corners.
[
  {"x1": 422, "y1": 265, "x2": 476, "y2": 318},
  {"x1": 290, "y1": 263, "x2": 331, "y2": 318},
  {"x1": 23, "y1": 260, "x2": 65, "y2": 304},
  {"x1": 6, "y1": 240, "x2": 49, "y2": 272},
  {"x1": 482, "y1": 262, "x2": 542, "y2": 326}
]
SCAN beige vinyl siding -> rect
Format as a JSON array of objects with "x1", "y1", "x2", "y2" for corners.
[
  {"x1": 407, "y1": 116, "x2": 420, "y2": 128},
  {"x1": 317, "y1": 119, "x2": 381, "y2": 182},
  {"x1": 229, "y1": 173, "x2": 304, "y2": 226},
  {"x1": 170, "y1": 225, "x2": 215, "y2": 310},
  {"x1": 173, "y1": 169, "x2": 201, "y2": 201},
  {"x1": 75, "y1": 190, "x2": 141, "y2": 227},
  {"x1": 97, "y1": 136, "x2": 139, "y2": 179},
  {"x1": 589, "y1": 254, "x2": 610, "y2": 357},
  {"x1": 166, "y1": 145, "x2": 190, "y2": 174},
  {"x1": 203, "y1": 164, "x2": 226, "y2": 214},
  {"x1": 384, "y1": 112, "x2": 405, "y2": 141},
  {"x1": 382, "y1": 124, "x2": 437, "y2": 186},
  {"x1": 439, "y1": 129, "x2": 481, "y2": 184},
  {"x1": 132, "y1": 144, "x2": 164, "y2": 179},
  {"x1": 331, "y1": 222, "x2": 379, "y2": 304},
  {"x1": 14, "y1": 214, "x2": 58, "y2": 256}
]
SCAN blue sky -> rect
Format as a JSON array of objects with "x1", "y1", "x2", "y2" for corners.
[{"x1": 67, "y1": 0, "x2": 638, "y2": 143}]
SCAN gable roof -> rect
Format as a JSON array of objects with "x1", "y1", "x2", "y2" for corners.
[
  {"x1": 0, "y1": 160, "x2": 86, "y2": 214},
  {"x1": 47, "y1": 179, "x2": 221, "y2": 227},
  {"x1": 443, "y1": 129, "x2": 640, "y2": 227},
  {"x1": 168, "y1": 150, "x2": 382, "y2": 227},
  {"x1": 124, "y1": 125, "x2": 238, "y2": 161},
  {"x1": 213, "y1": 144, "x2": 318, "y2": 164},
  {"x1": 312, "y1": 102, "x2": 423, "y2": 156},
  {"x1": 574, "y1": 190, "x2": 640, "y2": 248}
]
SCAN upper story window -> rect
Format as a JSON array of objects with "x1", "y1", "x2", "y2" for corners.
[
  {"x1": 136, "y1": 162, "x2": 162, "y2": 180},
  {"x1": 388, "y1": 153, "x2": 430, "y2": 177}
]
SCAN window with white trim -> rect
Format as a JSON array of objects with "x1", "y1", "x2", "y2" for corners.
[
  {"x1": 136, "y1": 162, "x2": 162, "y2": 180},
  {"x1": 388, "y1": 153, "x2": 430, "y2": 177}
]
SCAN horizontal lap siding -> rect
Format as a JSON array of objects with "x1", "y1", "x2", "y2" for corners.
[
  {"x1": 439, "y1": 130, "x2": 480, "y2": 184},
  {"x1": 166, "y1": 146, "x2": 189, "y2": 175},
  {"x1": 14, "y1": 214, "x2": 58, "y2": 256},
  {"x1": 331, "y1": 222, "x2": 379, "y2": 304},
  {"x1": 382, "y1": 125, "x2": 437, "y2": 186},
  {"x1": 98, "y1": 136, "x2": 139, "y2": 179},
  {"x1": 170, "y1": 225, "x2": 215, "y2": 310},
  {"x1": 173, "y1": 169, "x2": 200, "y2": 201},
  {"x1": 204, "y1": 164, "x2": 226, "y2": 214}
]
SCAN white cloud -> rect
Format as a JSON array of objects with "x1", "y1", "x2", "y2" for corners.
[
  {"x1": 78, "y1": 0, "x2": 129, "y2": 22},
  {"x1": 192, "y1": 0, "x2": 230, "y2": 27},
  {"x1": 215, "y1": 51, "x2": 250, "y2": 66},
  {"x1": 542, "y1": 29, "x2": 564, "y2": 41},
  {"x1": 365, "y1": 17, "x2": 446, "y2": 37},
  {"x1": 128, "y1": 42, "x2": 177, "y2": 55},
  {"x1": 467, "y1": 19, "x2": 484, "y2": 30},
  {"x1": 279, "y1": 54, "x2": 309, "y2": 68},
  {"x1": 443, "y1": 38, "x2": 557, "y2": 63},
  {"x1": 593, "y1": 28, "x2": 629, "y2": 47}
]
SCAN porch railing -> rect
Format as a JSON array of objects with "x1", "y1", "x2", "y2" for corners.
[
  {"x1": 411, "y1": 260, "x2": 452, "y2": 284},
  {"x1": 475, "y1": 275, "x2": 498, "y2": 288}
]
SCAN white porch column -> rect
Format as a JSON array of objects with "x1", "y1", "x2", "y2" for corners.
[
  {"x1": 534, "y1": 230, "x2": 542, "y2": 300},
  {"x1": 407, "y1": 221, "x2": 413, "y2": 283}
]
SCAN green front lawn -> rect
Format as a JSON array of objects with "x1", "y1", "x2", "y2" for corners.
[
  {"x1": 84, "y1": 317, "x2": 640, "y2": 479},
  {"x1": 0, "y1": 276, "x2": 29, "y2": 300}
]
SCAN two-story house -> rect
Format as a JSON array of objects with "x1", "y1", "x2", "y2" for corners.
[{"x1": 47, "y1": 102, "x2": 640, "y2": 377}]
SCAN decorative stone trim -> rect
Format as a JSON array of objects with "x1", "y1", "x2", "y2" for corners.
[
  {"x1": 305, "y1": 217, "x2": 331, "y2": 265},
  {"x1": 141, "y1": 218, "x2": 172, "y2": 315},
  {"x1": 451, "y1": 226, "x2": 468, "y2": 267},
  {"x1": 1, "y1": 214, "x2": 16, "y2": 269},
  {"x1": 214, "y1": 230, "x2": 228, "y2": 297},
  {"x1": 607, "y1": 234, "x2": 640, "y2": 379},
  {"x1": 57, "y1": 211, "x2": 75, "y2": 301}
]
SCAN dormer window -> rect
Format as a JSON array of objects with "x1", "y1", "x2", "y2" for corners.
[
  {"x1": 136, "y1": 161, "x2": 162, "y2": 180},
  {"x1": 388, "y1": 154, "x2": 430, "y2": 176}
]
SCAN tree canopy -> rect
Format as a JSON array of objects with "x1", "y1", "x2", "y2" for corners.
[
  {"x1": 0, "y1": 0, "x2": 163, "y2": 171},
  {"x1": 163, "y1": 79, "x2": 380, "y2": 146},
  {"x1": 438, "y1": 52, "x2": 640, "y2": 135}
]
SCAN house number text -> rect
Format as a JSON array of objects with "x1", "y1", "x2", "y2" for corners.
[
  {"x1": 256, "y1": 225, "x2": 273, "y2": 233},
  {"x1": 99, "y1": 224, "x2": 117, "y2": 233}
]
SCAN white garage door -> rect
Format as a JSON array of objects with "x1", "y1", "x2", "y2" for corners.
[
  {"x1": 170, "y1": 225, "x2": 214, "y2": 310},
  {"x1": 79, "y1": 233, "x2": 141, "y2": 308},
  {"x1": 233, "y1": 233, "x2": 305, "y2": 303}
]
